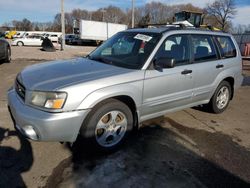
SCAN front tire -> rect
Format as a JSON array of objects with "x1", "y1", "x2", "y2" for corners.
[
  {"x1": 80, "y1": 99, "x2": 133, "y2": 151},
  {"x1": 208, "y1": 81, "x2": 231, "y2": 114},
  {"x1": 17, "y1": 41, "x2": 24, "y2": 46}
]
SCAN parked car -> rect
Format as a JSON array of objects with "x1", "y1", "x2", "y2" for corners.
[
  {"x1": 43, "y1": 32, "x2": 61, "y2": 42},
  {"x1": 0, "y1": 38, "x2": 11, "y2": 62},
  {"x1": 21, "y1": 31, "x2": 46, "y2": 38},
  {"x1": 11, "y1": 35, "x2": 43, "y2": 46},
  {"x1": 65, "y1": 34, "x2": 75, "y2": 44},
  {"x1": 8, "y1": 26, "x2": 243, "y2": 151},
  {"x1": 0, "y1": 32, "x2": 5, "y2": 38}
]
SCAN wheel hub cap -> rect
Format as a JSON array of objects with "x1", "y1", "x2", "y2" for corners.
[
  {"x1": 216, "y1": 86, "x2": 229, "y2": 109},
  {"x1": 95, "y1": 110, "x2": 127, "y2": 147}
]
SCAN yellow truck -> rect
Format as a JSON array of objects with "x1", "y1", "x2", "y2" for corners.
[
  {"x1": 5, "y1": 30, "x2": 17, "y2": 39},
  {"x1": 174, "y1": 10, "x2": 220, "y2": 31}
]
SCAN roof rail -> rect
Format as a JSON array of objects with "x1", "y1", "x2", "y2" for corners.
[
  {"x1": 140, "y1": 22, "x2": 193, "y2": 29},
  {"x1": 139, "y1": 23, "x2": 169, "y2": 28}
]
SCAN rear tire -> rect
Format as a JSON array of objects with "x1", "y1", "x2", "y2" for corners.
[
  {"x1": 80, "y1": 99, "x2": 133, "y2": 151},
  {"x1": 208, "y1": 81, "x2": 231, "y2": 114}
]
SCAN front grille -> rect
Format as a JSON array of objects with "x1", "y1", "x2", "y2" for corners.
[{"x1": 15, "y1": 78, "x2": 26, "y2": 101}]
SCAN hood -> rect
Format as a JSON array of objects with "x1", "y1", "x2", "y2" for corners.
[{"x1": 20, "y1": 58, "x2": 133, "y2": 91}]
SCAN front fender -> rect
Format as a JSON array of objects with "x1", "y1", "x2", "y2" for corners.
[{"x1": 76, "y1": 80, "x2": 143, "y2": 110}]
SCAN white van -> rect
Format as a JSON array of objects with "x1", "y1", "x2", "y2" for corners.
[
  {"x1": 44, "y1": 32, "x2": 62, "y2": 42},
  {"x1": 22, "y1": 31, "x2": 46, "y2": 38}
]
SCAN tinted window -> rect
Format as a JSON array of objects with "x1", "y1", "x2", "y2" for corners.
[
  {"x1": 155, "y1": 35, "x2": 190, "y2": 66},
  {"x1": 216, "y1": 36, "x2": 236, "y2": 58},
  {"x1": 191, "y1": 35, "x2": 217, "y2": 62}
]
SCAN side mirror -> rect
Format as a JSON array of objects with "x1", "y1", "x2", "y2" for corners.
[{"x1": 154, "y1": 58, "x2": 175, "y2": 70}]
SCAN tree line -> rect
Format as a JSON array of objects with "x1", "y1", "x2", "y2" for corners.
[{"x1": 3, "y1": 0, "x2": 249, "y2": 33}]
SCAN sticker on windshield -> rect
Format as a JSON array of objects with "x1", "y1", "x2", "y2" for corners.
[{"x1": 134, "y1": 34, "x2": 152, "y2": 42}]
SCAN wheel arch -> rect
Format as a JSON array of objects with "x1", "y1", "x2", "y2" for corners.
[
  {"x1": 17, "y1": 41, "x2": 24, "y2": 46},
  {"x1": 77, "y1": 96, "x2": 138, "y2": 149},
  {"x1": 113, "y1": 95, "x2": 139, "y2": 129},
  {"x1": 223, "y1": 77, "x2": 234, "y2": 100},
  {"x1": 88, "y1": 95, "x2": 139, "y2": 129}
]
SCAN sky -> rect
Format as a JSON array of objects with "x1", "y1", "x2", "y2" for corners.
[{"x1": 0, "y1": 0, "x2": 249, "y2": 26}]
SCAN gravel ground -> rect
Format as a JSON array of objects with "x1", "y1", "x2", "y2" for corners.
[{"x1": 10, "y1": 45, "x2": 96, "y2": 61}]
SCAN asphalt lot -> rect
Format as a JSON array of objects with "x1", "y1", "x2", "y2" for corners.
[{"x1": 0, "y1": 46, "x2": 250, "y2": 187}]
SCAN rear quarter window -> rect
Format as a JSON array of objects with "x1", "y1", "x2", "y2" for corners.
[{"x1": 215, "y1": 36, "x2": 236, "y2": 58}]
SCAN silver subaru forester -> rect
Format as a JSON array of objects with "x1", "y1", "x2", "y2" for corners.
[{"x1": 8, "y1": 26, "x2": 243, "y2": 150}]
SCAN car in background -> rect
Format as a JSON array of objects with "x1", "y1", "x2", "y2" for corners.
[
  {"x1": 0, "y1": 38, "x2": 11, "y2": 62},
  {"x1": 64, "y1": 34, "x2": 95, "y2": 45},
  {"x1": 65, "y1": 34, "x2": 76, "y2": 44},
  {"x1": 0, "y1": 32, "x2": 5, "y2": 38},
  {"x1": 59, "y1": 34, "x2": 81, "y2": 45},
  {"x1": 11, "y1": 35, "x2": 43, "y2": 46},
  {"x1": 22, "y1": 31, "x2": 46, "y2": 38},
  {"x1": 68, "y1": 35, "x2": 82, "y2": 45},
  {"x1": 43, "y1": 32, "x2": 61, "y2": 42}
]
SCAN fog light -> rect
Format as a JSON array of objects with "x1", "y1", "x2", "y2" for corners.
[{"x1": 22, "y1": 125, "x2": 39, "y2": 140}]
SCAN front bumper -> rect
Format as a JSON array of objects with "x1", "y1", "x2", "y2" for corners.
[{"x1": 8, "y1": 89, "x2": 90, "y2": 142}]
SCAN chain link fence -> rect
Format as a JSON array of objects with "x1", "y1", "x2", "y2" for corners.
[{"x1": 233, "y1": 34, "x2": 250, "y2": 57}]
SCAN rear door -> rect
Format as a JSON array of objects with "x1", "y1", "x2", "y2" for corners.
[
  {"x1": 29, "y1": 36, "x2": 42, "y2": 46},
  {"x1": 142, "y1": 34, "x2": 194, "y2": 117},
  {"x1": 190, "y1": 34, "x2": 221, "y2": 102}
]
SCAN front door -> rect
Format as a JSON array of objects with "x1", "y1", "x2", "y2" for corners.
[{"x1": 142, "y1": 34, "x2": 194, "y2": 119}]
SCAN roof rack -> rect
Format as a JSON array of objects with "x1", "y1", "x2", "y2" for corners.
[
  {"x1": 140, "y1": 23, "x2": 188, "y2": 29},
  {"x1": 140, "y1": 22, "x2": 200, "y2": 31},
  {"x1": 133, "y1": 23, "x2": 223, "y2": 33}
]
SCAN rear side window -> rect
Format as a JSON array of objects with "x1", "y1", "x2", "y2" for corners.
[
  {"x1": 215, "y1": 36, "x2": 236, "y2": 58},
  {"x1": 191, "y1": 35, "x2": 218, "y2": 62}
]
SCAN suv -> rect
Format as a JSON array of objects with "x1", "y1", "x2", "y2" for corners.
[{"x1": 8, "y1": 26, "x2": 243, "y2": 151}]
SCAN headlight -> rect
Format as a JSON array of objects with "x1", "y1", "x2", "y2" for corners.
[{"x1": 29, "y1": 91, "x2": 67, "y2": 109}]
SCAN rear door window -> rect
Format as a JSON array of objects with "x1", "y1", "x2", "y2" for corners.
[
  {"x1": 191, "y1": 35, "x2": 218, "y2": 63},
  {"x1": 215, "y1": 36, "x2": 236, "y2": 58}
]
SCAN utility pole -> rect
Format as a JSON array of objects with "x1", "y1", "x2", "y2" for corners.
[
  {"x1": 101, "y1": 8, "x2": 106, "y2": 22},
  {"x1": 61, "y1": 0, "x2": 65, "y2": 51},
  {"x1": 132, "y1": 0, "x2": 135, "y2": 28}
]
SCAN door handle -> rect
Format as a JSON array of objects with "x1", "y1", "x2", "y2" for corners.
[
  {"x1": 181, "y1": 69, "x2": 192, "y2": 75},
  {"x1": 216, "y1": 64, "x2": 224, "y2": 69}
]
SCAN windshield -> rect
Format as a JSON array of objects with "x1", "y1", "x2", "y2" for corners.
[
  {"x1": 88, "y1": 32, "x2": 161, "y2": 69},
  {"x1": 175, "y1": 12, "x2": 187, "y2": 22}
]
